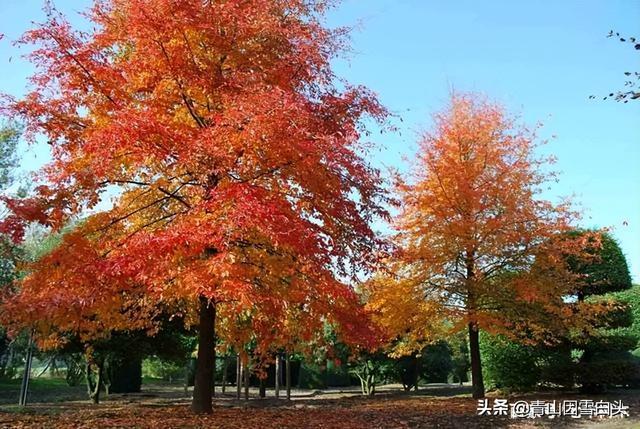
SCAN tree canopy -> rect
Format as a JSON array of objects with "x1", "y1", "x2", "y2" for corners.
[{"x1": 0, "y1": 0, "x2": 390, "y2": 413}]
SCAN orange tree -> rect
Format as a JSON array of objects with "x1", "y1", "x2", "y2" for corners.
[
  {"x1": 372, "y1": 93, "x2": 585, "y2": 399},
  {"x1": 0, "y1": 0, "x2": 388, "y2": 413}
]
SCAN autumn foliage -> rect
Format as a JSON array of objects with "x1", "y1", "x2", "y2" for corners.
[
  {"x1": 0, "y1": 0, "x2": 629, "y2": 416},
  {"x1": 0, "y1": 0, "x2": 389, "y2": 413},
  {"x1": 365, "y1": 94, "x2": 597, "y2": 398}
]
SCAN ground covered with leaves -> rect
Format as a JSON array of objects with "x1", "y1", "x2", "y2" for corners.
[{"x1": 1, "y1": 387, "x2": 638, "y2": 429}]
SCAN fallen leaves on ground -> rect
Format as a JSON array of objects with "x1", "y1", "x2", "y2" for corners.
[{"x1": 1, "y1": 392, "x2": 638, "y2": 429}]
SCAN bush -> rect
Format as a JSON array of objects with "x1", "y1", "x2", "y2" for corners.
[
  {"x1": 537, "y1": 346, "x2": 574, "y2": 389},
  {"x1": 576, "y1": 351, "x2": 640, "y2": 391},
  {"x1": 568, "y1": 231, "x2": 632, "y2": 297},
  {"x1": 568, "y1": 232, "x2": 637, "y2": 392},
  {"x1": 297, "y1": 361, "x2": 326, "y2": 389},
  {"x1": 392, "y1": 354, "x2": 420, "y2": 391},
  {"x1": 143, "y1": 356, "x2": 187, "y2": 382},
  {"x1": 109, "y1": 357, "x2": 142, "y2": 393},
  {"x1": 348, "y1": 353, "x2": 394, "y2": 395},
  {"x1": 480, "y1": 333, "x2": 540, "y2": 392},
  {"x1": 449, "y1": 333, "x2": 470, "y2": 384},
  {"x1": 325, "y1": 359, "x2": 351, "y2": 387},
  {"x1": 421, "y1": 341, "x2": 453, "y2": 383},
  {"x1": 607, "y1": 285, "x2": 640, "y2": 353}
]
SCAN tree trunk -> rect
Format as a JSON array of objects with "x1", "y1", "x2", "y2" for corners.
[
  {"x1": 86, "y1": 360, "x2": 103, "y2": 404},
  {"x1": 244, "y1": 358, "x2": 250, "y2": 400},
  {"x1": 3, "y1": 345, "x2": 15, "y2": 380},
  {"x1": 93, "y1": 364, "x2": 103, "y2": 404},
  {"x1": 18, "y1": 334, "x2": 33, "y2": 406},
  {"x1": 466, "y1": 250, "x2": 485, "y2": 399},
  {"x1": 358, "y1": 375, "x2": 366, "y2": 395},
  {"x1": 371, "y1": 374, "x2": 376, "y2": 396},
  {"x1": 468, "y1": 321, "x2": 485, "y2": 399},
  {"x1": 236, "y1": 356, "x2": 241, "y2": 400},
  {"x1": 183, "y1": 363, "x2": 189, "y2": 398},
  {"x1": 221, "y1": 355, "x2": 228, "y2": 395},
  {"x1": 86, "y1": 362, "x2": 93, "y2": 399},
  {"x1": 191, "y1": 296, "x2": 216, "y2": 414},
  {"x1": 259, "y1": 378, "x2": 266, "y2": 398},
  {"x1": 285, "y1": 354, "x2": 291, "y2": 400},
  {"x1": 274, "y1": 355, "x2": 280, "y2": 399},
  {"x1": 414, "y1": 354, "x2": 420, "y2": 391},
  {"x1": 212, "y1": 355, "x2": 216, "y2": 398}
]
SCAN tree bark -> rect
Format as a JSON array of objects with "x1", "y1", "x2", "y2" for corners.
[
  {"x1": 191, "y1": 296, "x2": 216, "y2": 414},
  {"x1": 468, "y1": 321, "x2": 485, "y2": 399},
  {"x1": 18, "y1": 334, "x2": 33, "y2": 406},
  {"x1": 285, "y1": 354, "x2": 291, "y2": 400},
  {"x1": 86, "y1": 360, "x2": 103, "y2": 404},
  {"x1": 466, "y1": 250, "x2": 485, "y2": 399},
  {"x1": 413, "y1": 354, "x2": 420, "y2": 391},
  {"x1": 244, "y1": 358, "x2": 250, "y2": 400},
  {"x1": 274, "y1": 355, "x2": 280, "y2": 399},
  {"x1": 183, "y1": 363, "x2": 189, "y2": 397},
  {"x1": 212, "y1": 355, "x2": 216, "y2": 398},
  {"x1": 93, "y1": 364, "x2": 103, "y2": 404},
  {"x1": 221, "y1": 355, "x2": 228, "y2": 395},
  {"x1": 236, "y1": 356, "x2": 241, "y2": 399}
]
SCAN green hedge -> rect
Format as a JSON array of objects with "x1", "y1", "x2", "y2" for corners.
[{"x1": 480, "y1": 333, "x2": 541, "y2": 392}]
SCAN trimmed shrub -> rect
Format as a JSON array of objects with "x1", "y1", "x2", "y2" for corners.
[
  {"x1": 480, "y1": 333, "x2": 540, "y2": 392},
  {"x1": 576, "y1": 351, "x2": 640, "y2": 390}
]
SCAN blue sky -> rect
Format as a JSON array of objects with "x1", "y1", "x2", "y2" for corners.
[{"x1": 1, "y1": 1, "x2": 639, "y2": 281}]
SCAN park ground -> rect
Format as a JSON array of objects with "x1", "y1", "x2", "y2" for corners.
[{"x1": 0, "y1": 380, "x2": 638, "y2": 428}]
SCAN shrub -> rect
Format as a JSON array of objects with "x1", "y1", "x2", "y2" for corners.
[
  {"x1": 480, "y1": 333, "x2": 540, "y2": 392},
  {"x1": 576, "y1": 351, "x2": 640, "y2": 390},
  {"x1": 421, "y1": 341, "x2": 453, "y2": 383},
  {"x1": 449, "y1": 333, "x2": 470, "y2": 384},
  {"x1": 143, "y1": 356, "x2": 186, "y2": 382},
  {"x1": 109, "y1": 357, "x2": 142, "y2": 393},
  {"x1": 537, "y1": 346, "x2": 574, "y2": 389},
  {"x1": 392, "y1": 354, "x2": 420, "y2": 391}
]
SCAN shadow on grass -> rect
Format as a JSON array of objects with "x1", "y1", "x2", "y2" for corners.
[{"x1": 0, "y1": 378, "x2": 87, "y2": 406}]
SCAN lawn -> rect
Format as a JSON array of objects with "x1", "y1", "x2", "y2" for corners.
[{"x1": 0, "y1": 378, "x2": 87, "y2": 406}]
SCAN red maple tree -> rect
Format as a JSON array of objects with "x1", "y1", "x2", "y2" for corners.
[{"x1": 1, "y1": 0, "x2": 388, "y2": 413}]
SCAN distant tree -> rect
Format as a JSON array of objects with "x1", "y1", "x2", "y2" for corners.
[
  {"x1": 567, "y1": 230, "x2": 632, "y2": 298},
  {"x1": 368, "y1": 93, "x2": 583, "y2": 398},
  {"x1": 609, "y1": 285, "x2": 640, "y2": 356},
  {"x1": 0, "y1": 123, "x2": 21, "y2": 380},
  {"x1": 448, "y1": 331, "x2": 470, "y2": 385},
  {"x1": 348, "y1": 352, "x2": 394, "y2": 396},
  {"x1": 568, "y1": 231, "x2": 638, "y2": 392},
  {"x1": 55, "y1": 316, "x2": 195, "y2": 403},
  {"x1": 0, "y1": 124, "x2": 19, "y2": 190},
  {"x1": 421, "y1": 341, "x2": 453, "y2": 383}
]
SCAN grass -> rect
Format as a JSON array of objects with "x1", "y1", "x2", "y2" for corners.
[
  {"x1": 0, "y1": 377, "x2": 71, "y2": 390},
  {"x1": 0, "y1": 374, "x2": 189, "y2": 407},
  {"x1": 0, "y1": 376, "x2": 87, "y2": 406}
]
